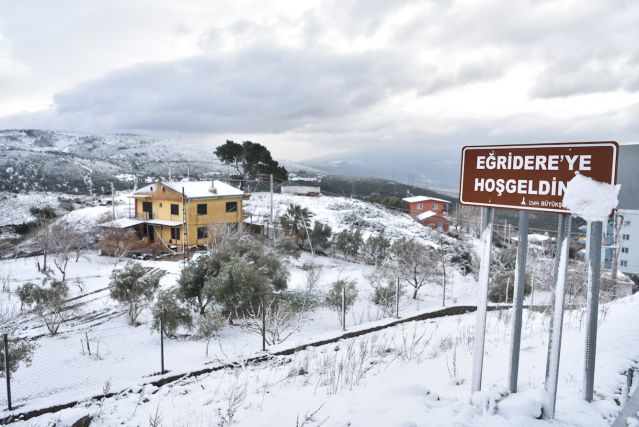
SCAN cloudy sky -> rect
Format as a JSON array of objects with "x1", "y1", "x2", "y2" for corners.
[{"x1": 1, "y1": 0, "x2": 638, "y2": 163}]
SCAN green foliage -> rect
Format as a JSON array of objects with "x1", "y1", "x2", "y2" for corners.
[
  {"x1": 215, "y1": 140, "x2": 288, "y2": 182},
  {"x1": 109, "y1": 261, "x2": 163, "y2": 324},
  {"x1": 282, "y1": 204, "x2": 315, "y2": 246},
  {"x1": 14, "y1": 221, "x2": 38, "y2": 235},
  {"x1": 626, "y1": 273, "x2": 639, "y2": 294},
  {"x1": 309, "y1": 221, "x2": 332, "y2": 250},
  {"x1": 279, "y1": 289, "x2": 324, "y2": 311},
  {"x1": 372, "y1": 280, "x2": 404, "y2": 308},
  {"x1": 450, "y1": 250, "x2": 473, "y2": 275},
  {"x1": 151, "y1": 288, "x2": 193, "y2": 337},
  {"x1": 29, "y1": 206, "x2": 57, "y2": 219},
  {"x1": 491, "y1": 246, "x2": 518, "y2": 276},
  {"x1": 0, "y1": 308, "x2": 35, "y2": 377},
  {"x1": 325, "y1": 279, "x2": 358, "y2": 325},
  {"x1": 488, "y1": 271, "x2": 532, "y2": 303},
  {"x1": 207, "y1": 257, "x2": 272, "y2": 313},
  {"x1": 361, "y1": 233, "x2": 391, "y2": 264},
  {"x1": 177, "y1": 256, "x2": 217, "y2": 314},
  {"x1": 16, "y1": 279, "x2": 67, "y2": 310},
  {"x1": 367, "y1": 194, "x2": 406, "y2": 210},
  {"x1": 335, "y1": 229, "x2": 364, "y2": 261},
  {"x1": 196, "y1": 309, "x2": 227, "y2": 356},
  {"x1": 272, "y1": 236, "x2": 301, "y2": 259}
]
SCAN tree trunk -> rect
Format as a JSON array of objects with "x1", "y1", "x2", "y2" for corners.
[{"x1": 413, "y1": 287, "x2": 419, "y2": 299}]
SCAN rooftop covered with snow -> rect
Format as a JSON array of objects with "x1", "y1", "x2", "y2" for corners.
[
  {"x1": 403, "y1": 196, "x2": 451, "y2": 204},
  {"x1": 130, "y1": 180, "x2": 244, "y2": 200}
]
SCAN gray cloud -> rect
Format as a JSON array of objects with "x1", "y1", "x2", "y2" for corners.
[{"x1": 1, "y1": 0, "x2": 639, "y2": 163}]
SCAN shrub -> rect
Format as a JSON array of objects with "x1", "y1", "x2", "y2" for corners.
[
  {"x1": 151, "y1": 288, "x2": 193, "y2": 337},
  {"x1": 325, "y1": 279, "x2": 358, "y2": 325},
  {"x1": 488, "y1": 271, "x2": 532, "y2": 303},
  {"x1": 273, "y1": 236, "x2": 301, "y2": 259},
  {"x1": 29, "y1": 206, "x2": 57, "y2": 219},
  {"x1": 0, "y1": 307, "x2": 35, "y2": 376},
  {"x1": 309, "y1": 221, "x2": 332, "y2": 250},
  {"x1": 196, "y1": 310, "x2": 227, "y2": 356},
  {"x1": 361, "y1": 233, "x2": 390, "y2": 264},
  {"x1": 335, "y1": 229, "x2": 363, "y2": 261},
  {"x1": 109, "y1": 261, "x2": 163, "y2": 324},
  {"x1": 177, "y1": 256, "x2": 217, "y2": 314}
]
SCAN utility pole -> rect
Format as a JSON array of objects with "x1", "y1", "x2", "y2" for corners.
[
  {"x1": 270, "y1": 174, "x2": 273, "y2": 224},
  {"x1": 169, "y1": 166, "x2": 171, "y2": 181},
  {"x1": 187, "y1": 165, "x2": 190, "y2": 182},
  {"x1": 111, "y1": 182, "x2": 115, "y2": 218},
  {"x1": 182, "y1": 188, "x2": 189, "y2": 264}
]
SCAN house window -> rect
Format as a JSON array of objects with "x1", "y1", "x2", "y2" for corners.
[
  {"x1": 171, "y1": 227, "x2": 180, "y2": 241},
  {"x1": 142, "y1": 201, "x2": 153, "y2": 213},
  {"x1": 623, "y1": 234, "x2": 630, "y2": 240},
  {"x1": 438, "y1": 223, "x2": 443, "y2": 231},
  {"x1": 621, "y1": 260, "x2": 628, "y2": 267},
  {"x1": 226, "y1": 201, "x2": 238, "y2": 213},
  {"x1": 417, "y1": 204, "x2": 423, "y2": 210},
  {"x1": 432, "y1": 203, "x2": 439, "y2": 210},
  {"x1": 622, "y1": 247, "x2": 629, "y2": 253},
  {"x1": 197, "y1": 204, "x2": 207, "y2": 215},
  {"x1": 197, "y1": 226, "x2": 208, "y2": 239},
  {"x1": 160, "y1": 203, "x2": 162, "y2": 207},
  {"x1": 171, "y1": 204, "x2": 179, "y2": 216}
]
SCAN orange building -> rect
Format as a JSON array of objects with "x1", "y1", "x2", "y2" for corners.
[{"x1": 403, "y1": 196, "x2": 451, "y2": 232}]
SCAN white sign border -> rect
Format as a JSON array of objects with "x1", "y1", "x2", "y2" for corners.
[{"x1": 459, "y1": 142, "x2": 618, "y2": 214}]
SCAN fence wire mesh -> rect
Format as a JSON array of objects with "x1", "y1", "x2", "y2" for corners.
[{"x1": 0, "y1": 267, "x2": 464, "y2": 409}]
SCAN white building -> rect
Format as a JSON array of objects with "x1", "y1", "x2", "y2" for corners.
[{"x1": 585, "y1": 144, "x2": 639, "y2": 277}]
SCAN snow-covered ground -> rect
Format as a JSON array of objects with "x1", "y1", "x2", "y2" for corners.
[
  {"x1": 7, "y1": 292, "x2": 639, "y2": 427},
  {"x1": 2, "y1": 190, "x2": 634, "y2": 426},
  {"x1": 0, "y1": 191, "x2": 480, "y2": 411}
]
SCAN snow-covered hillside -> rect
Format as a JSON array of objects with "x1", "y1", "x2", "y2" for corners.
[{"x1": 0, "y1": 130, "x2": 322, "y2": 195}]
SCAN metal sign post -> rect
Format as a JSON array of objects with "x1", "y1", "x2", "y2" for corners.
[
  {"x1": 584, "y1": 220, "x2": 603, "y2": 401},
  {"x1": 471, "y1": 207, "x2": 494, "y2": 393},
  {"x1": 459, "y1": 141, "x2": 618, "y2": 415},
  {"x1": 543, "y1": 214, "x2": 571, "y2": 418},
  {"x1": 507, "y1": 210, "x2": 529, "y2": 392}
]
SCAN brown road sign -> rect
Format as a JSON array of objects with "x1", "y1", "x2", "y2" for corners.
[{"x1": 459, "y1": 142, "x2": 619, "y2": 214}]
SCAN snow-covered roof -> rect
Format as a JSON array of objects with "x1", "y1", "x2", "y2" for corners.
[
  {"x1": 416, "y1": 211, "x2": 440, "y2": 220},
  {"x1": 131, "y1": 180, "x2": 244, "y2": 199},
  {"x1": 403, "y1": 196, "x2": 451, "y2": 204}
]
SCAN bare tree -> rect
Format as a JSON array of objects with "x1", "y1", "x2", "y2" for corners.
[
  {"x1": 51, "y1": 220, "x2": 85, "y2": 281},
  {"x1": 387, "y1": 238, "x2": 441, "y2": 299},
  {"x1": 99, "y1": 225, "x2": 139, "y2": 269},
  {"x1": 236, "y1": 299, "x2": 300, "y2": 345},
  {"x1": 27, "y1": 217, "x2": 57, "y2": 273}
]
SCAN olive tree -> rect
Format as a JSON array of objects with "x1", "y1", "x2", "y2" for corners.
[
  {"x1": 196, "y1": 310, "x2": 227, "y2": 356},
  {"x1": 325, "y1": 278, "x2": 358, "y2": 326},
  {"x1": 109, "y1": 261, "x2": 163, "y2": 324},
  {"x1": 177, "y1": 256, "x2": 218, "y2": 314},
  {"x1": 151, "y1": 288, "x2": 193, "y2": 337},
  {"x1": 0, "y1": 305, "x2": 35, "y2": 376}
]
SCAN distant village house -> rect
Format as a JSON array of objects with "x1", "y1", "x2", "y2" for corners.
[{"x1": 403, "y1": 196, "x2": 451, "y2": 232}]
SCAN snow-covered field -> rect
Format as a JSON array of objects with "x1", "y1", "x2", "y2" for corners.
[
  {"x1": 8, "y1": 293, "x2": 639, "y2": 427},
  {"x1": 1, "y1": 190, "x2": 636, "y2": 426},
  {"x1": 0, "y1": 191, "x2": 479, "y2": 411}
]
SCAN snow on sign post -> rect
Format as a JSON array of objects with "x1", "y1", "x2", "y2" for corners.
[{"x1": 459, "y1": 142, "x2": 619, "y2": 417}]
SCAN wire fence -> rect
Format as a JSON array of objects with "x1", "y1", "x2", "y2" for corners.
[{"x1": 0, "y1": 280, "x2": 441, "y2": 410}]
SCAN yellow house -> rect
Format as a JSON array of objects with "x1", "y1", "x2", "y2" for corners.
[{"x1": 108, "y1": 180, "x2": 248, "y2": 254}]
